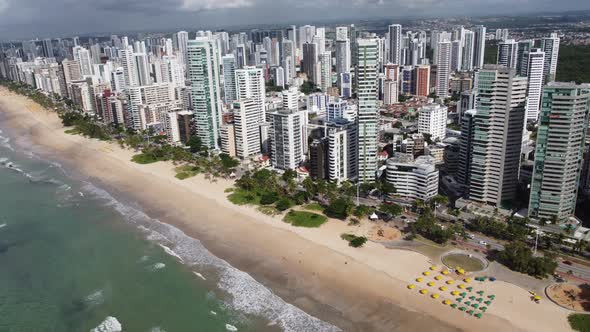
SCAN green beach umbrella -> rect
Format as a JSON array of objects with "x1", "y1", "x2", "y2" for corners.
[
  {"x1": 475, "y1": 313, "x2": 482, "y2": 319},
  {"x1": 457, "y1": 297, "x2": 463, "y2": 302},
  {"x1": 467, "y1": 310, "x2": 474, "y2": 316},
  {"x1": 459, "y1": 307, "x2": 466, "y2": 311},
  {"x1": 465, "y1": 301, "x2": 471, "y2": 306},
  {"x1": 485, "y1": 301, "x2": 491, "y2": 306},
  {"x1": 481, "y1": 307, "x2": 487, "y2": 312},
  {"x1": 469, "y1": 296, "x2": 476, "y2": 300},
  {"x1": 472, "y1": 303, "x2": 479, "y2": 309},
  {"x1": 451, "y1": 304, "x2": 458, "y2": 309}
]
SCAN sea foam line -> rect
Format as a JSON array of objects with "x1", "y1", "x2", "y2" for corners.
[{"x1": 81, "y1": 182, "x2": 341, "y2": 332}]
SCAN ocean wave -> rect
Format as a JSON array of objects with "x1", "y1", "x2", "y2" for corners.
[
  {"x1": 85, "y1": 289, "x2": 105, "y2": 306},
  {"x1": 150, "y1": 328, "x2": 166, "y2": 332},
  {"x1": 81, "y1": 182, "x2": 341, "y2": 332},
  {"x1": 0, "y1": 134, "x2": 14, "y2": 151},
  {"x1": 225, "y1": 324, "x2": 238, "y2": 331},
  {"x1": 158, "y1": 244, "x2": 184, "y2": 263},
  {"x1": 0, "y1": 223, "x2": 6, "y2": 229},
  {"x1": 149, "y1": 262, "x2": 166, "y2": 271},
  {"x1": 90, "y1": 316, "x2": 122, "y2": 332}
]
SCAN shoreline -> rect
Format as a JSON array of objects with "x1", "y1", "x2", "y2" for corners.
[{"x1": 0, "y1": 87, "x2": 572, "y2": 331}]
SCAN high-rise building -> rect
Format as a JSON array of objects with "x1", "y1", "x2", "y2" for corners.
[
  {"x1": 356, "y1": 39, "x2": 379, "y2": 182},
  {"x1": 119, "y1": 46, "x2": 138, "y2": 87},
  {"x1": 73, "y1": 46, "x2": 93, "y2": 76},
  {"x1": 462, "y1": 30, "x2": 475, "y2": 71},
  {"x1": 319, "y1": 52, "x2": 331, "y2": 92},
  {"x1": 529, "y1": 83, "x2": 590, "y2": 220},
  {"x1": 414, "y1": 64, "x2": 430, "y2": 97},
  {"x1": 540, "y1": 33, "x2": 560, "y2": 84},
  {"x1": 269, "y1": 109, "x2": 303, "y2": 170},
  {"x1": 222, "y1": 55, "x2": 237, "y2": 104},
  {"x1": 497, "y1": 39, "x2": 518, "y2": 69},
  {"x1": 42, "y1": 39, "x2": 54, "y2": 58},
  {"x1": 522, "y1": 49, "x2": 546, "y2": 121},
  {"x1": 233, "y1": 99, "x2": 261, "y2": 159},
  {"x1": 516, "y1": 40, "x2": 534, "y2": 76},
  {"x1": 187, "y1": 37, "x2": 223, "y2": 150},
  {"x1": 388, "y1": 24, "x2": 402, "y2": 65},
  {"x1": 435, "y1": 40, "x2": 451, "y2": 98},
  {"x1": 327, "y1": 119, "x2": 358, "y2": 183},
  {"x1": 472, "y1": 25, "x2": 486, "y2": 69},
  {"x1": 418, "y1": 104, "x2": 448, "y2": 141},
  {"x1": 457, "y1": 109, "x2": 477, "y2": 187},
  {"x1": 302, "y1": 42, "x2": 319, "y2": 84},
  {"x1": 335, "y1": 39, "x2": 351, "y2": 82},
  {"x1": 383, "y1": 80, "x2": 398, "y2": 105},
  {"x1": 177, "y1": 31, "x2": 189, "y2": 66},
  {"x1": 282, "y1": 87, "x2": 299, "y2": 111},
  {"x1": 386, "y1": 154, "x2": 439, "y2": 201},
  {"x1": 235, "y1": 66, "x2": 266, "y2": 122},
  {"x1": 336, "y1": 27, "x2": 348, "y2": 42},
  {"x1": 468, "y1": 66, "x2": 527, "y2": 206},
  {"x1": 451, "y1": 39, "x2": 463, "y2": 72}
]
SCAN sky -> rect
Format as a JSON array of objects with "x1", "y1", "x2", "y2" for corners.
[{"x1": 0, "y1": 0, "x2": 589, "y2": 40}]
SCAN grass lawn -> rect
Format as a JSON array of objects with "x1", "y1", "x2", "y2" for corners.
[
  {"x1": 258, "y1": 206, "x2": 280, "y2": 216},
  {"x1": 131, "y1": 153, "x2": 161, "y2": 164},
  {"x1": 175, "y1": 165, "x2": 200, "y2": 180},
  {"x1": 283, "y1": 210, "x2": 327, "y2": 228},
  {"x1": 227, "y1": 188, "x2": 261, "y2": 205},
  {"x1": 302, "y1": 202, "x2": 325, "y2": 212},
  {"x1": 569, "y1": 314, "x2": 590, "y2": 332},
  {"x1": 442, "y1": 254, "x2": 484, "y2": 272}
]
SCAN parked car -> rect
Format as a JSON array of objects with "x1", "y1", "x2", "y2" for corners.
[{"x1": 479, "y1": 240, "x2": 488, "y2": 246}]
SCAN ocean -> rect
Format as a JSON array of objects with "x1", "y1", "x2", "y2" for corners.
[{"x1": 0, "y1": 124, "x2": 338, "y2": 332}]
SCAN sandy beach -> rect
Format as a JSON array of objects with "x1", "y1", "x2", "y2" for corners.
[{"x1": 0, "y1": 86, "x2": 573, "y2": 331}]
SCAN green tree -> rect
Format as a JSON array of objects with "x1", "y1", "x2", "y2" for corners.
[
  {"x1": 187, "y1": 136, "x2": 203, "y2": 153},
  {"x1": 379, "y1": 203, "x2": 403, "y2": 216},
  {"x1": 325, "y1": 197, "x2": 354, "y2": 219}
]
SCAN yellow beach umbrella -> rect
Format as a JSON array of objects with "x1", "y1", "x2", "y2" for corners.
[
  {"x1": 534, "y1": 295, "x2": 541, "y2": 301},
  {"x1": 427, "y1": 282, "x2": 435, "y2": 287},
  {"x1": 408, "y1": 284, "x2": 416, "y2": 289},
  {"x1": 440, "y1": 286, "x2": 447, "y2": 291},
  {"x1": 441, "y1": 270, "x2": 450, "y2": 275},
  {"x1": 430, "y1": 266, "x2": 437, "y2": 271},
  {"x1": 457, "y1": 268, "x2": 465, "y2": 275},
  {"x1": 423, "y1": 271, "x2": 431, "y2": 276},
  {"x1": 416, "y1": 277, "x2": 424, "y2": 282},
  {"x1": 431, "y1": 293, "x2": 440, "y2": 299},
  {"x1": 451, "y1": 291, "x2": 460, "y2": 296},
  {"x1": 443, "y1": 300, "x2": 452, "y2": 305},
  {"x1": 434, "y1": 276, "x2": 442, "y2": 281},
  {"x1": 420, "y1": 289, "x2": 428, "y2": 294},
  {"x1": 446, "y1": 280, "x2": 455, "y2": 285},
  {"x1": 458, "y1": 284, "x2": 466, "y2": 289},
  {"x1": 464, "y1": 278, "x2": 472, "y2": 283}
]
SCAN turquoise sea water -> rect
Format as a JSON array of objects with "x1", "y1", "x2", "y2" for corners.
[{"x1": 0, "y1": 124, "x2": 338, "y2": 332}]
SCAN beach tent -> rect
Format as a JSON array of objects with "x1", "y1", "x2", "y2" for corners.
[{"x1": 370, "y1": 212, "x2": 379, "y2": 220}]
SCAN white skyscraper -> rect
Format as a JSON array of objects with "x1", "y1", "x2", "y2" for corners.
[
  {"x1": 462, "y1": 30, "x2": 475, "y2": 71},
  {"x1": 119, "y1": 46, "x2": 138, "y2": 87},
  {"x1": 73, "y1": 46, "x2": 93, "y2": 76},
  {"x1": 418, "y1": 104, "x2": 448, "y2": 141},
  {"x1": 541, "y1": 33, "x2": 560, "y2": 83},
  {"x1": 335, "y1": 39, "x2": 351, "y2": 82},
  {"x1": 473, "y1": 25, "x2": 486, "y2": 69},
  {"x1": 282, "y1": 87, "x2": 299, "y2": 111},
  {"x1": 319, "y1": 52, "x2": 331, "y2": 92},
  {"x1": 451, "y1": 39, "x2": 462, "y2": 72},
  {"x1": 356, "y1": 39, "x2": 379, "y2": 182},
  {"x1": 497, "y1": 39, "x2": 519, "y2": 69},
  {"x1": 270, "y1": 109, "x2": 303, "y2": 170},
  {"x1": 187, "y1": 37, "x2": 223, "y2": 150},
  {"x1": 383, "y1": 80, "x2": 398, "y2": 105},
  {"x1": 222, "y1": 55, "x2": 237, "y2": 104},
  {"x1": 335, "y1": 27, "x2": 348, "y2": 41},
  {"x1": 235, "y1": 66, "x2": 266, "y2": 122},
  {"x1": 436, "y1": 40, "x2": 452, "y2": 99},
  {"x1": 522, "y1": 49, "x2": 546, "y2": 121},
  {"x1": 233, "y1": 99, "x2": 261, "y2": 159},
  {"x1": 388, "y1": 24, "x2": 402, "y2": 65}
]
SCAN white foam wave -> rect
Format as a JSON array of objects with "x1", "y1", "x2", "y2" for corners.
[
  {"x1": 149, "y1": 327, "x2": 166, "y2": 332},
  {"x1": 0, "y1": 134, "x2": 14, "y2": 151},
  {"x1": 85, "y1": 289, "x2": 105, "y2": 306},
  {"x1": 150, "y1": 262, "x2": 166, "y2": 271},
  {"x1": 138, "y1": 255, "x2": 150, "y2": 263},
  {"x1": 90, "y1": 316, "x2": 122, "y2": 332},
  {"x1": 158, "y1": 244, "x2": 184, "y2": 263},
  {"x1": 225, "y1": 324, "x2": 238, "y2": 331},
  {"x1": 0, "y1": 223, "x2": 6, "y2": 229},
  {"x1": 81, "y1": 182, "x2": 340, "y2": 332},
  {"x1": 210, "y1": 310, "x2": 217, "y2": 315},
  {"x1": 193, "y1": 271, "x2": 207, "y2": 281}
]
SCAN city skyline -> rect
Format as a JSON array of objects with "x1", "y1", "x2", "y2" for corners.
[{"x1": 1, "y1": 1, "x2": 590, "y2": 40}]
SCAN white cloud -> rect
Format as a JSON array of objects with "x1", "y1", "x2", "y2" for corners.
[
  {"x1": 0, "y1": 0, "x2": 9, "y2": 13},
  {"x1": 182, "y1": 0, "x2": 253, "y2": 11}
]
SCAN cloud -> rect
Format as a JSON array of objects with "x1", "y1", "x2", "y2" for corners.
[
  {"x1": 182, "y1": 0, "x2": 253, "y2": 10},
  {"x1": 0, "y1": 0, "x2": 9, "y2": 13}
]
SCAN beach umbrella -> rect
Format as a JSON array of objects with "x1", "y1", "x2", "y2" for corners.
[
  {"x1": 458, "y1": 284, "x2": 466, "y2": 289},
  {"x1": 465, "y1": 301, "x2": 471, "y2": 306},
  {"x1": 420, "y1": 289, "x2": 428, "y2": 294},
  {"x1": 440, "y1": 286, "x2": 447, "y2": 291},
  {"x1": 477, "y1": 290, "x2": 484, "y2": 295},
  {"x1": 416, "y1": 277, "x2": 424, "y2": 282},
  {"x1": 464, "y1": 278, "x2": 472, "y2": 283},
  {"x1": 441, "y1": 270, "x2": 450, "y2": 275},
  {"x1": 475, "y1": 313, "x2": 483, "y2": 319},
  {"x1": 430, "y1": 265, "x2": 437, "y2": 271},
  {"x1": 457, "y1": 268, "x2": 465, "y2": 275},
  {"x1": 443, "y1": 300, "x2": 451, "y2": 305},
  {"x1": 459, "y1": 307, "x2": 466, "y2": 311},
  {"x1": 534, "y1": 295, "x2": 541, "y2": 301},
  {"x1": 467, "y1": 287, "x2": 473, "y2": 292},
  {"x1": 451, "y1": 291, "x2": 459, "y2": 296},
  {"x1": 427, "y1": 282, "x2": 435, "y2": 287},
  {"x1": 469, "y1": 296, "x2": 476, "y2": 300},
  {"x1": 446, "y1": 280, "x2": 455, "y2": 285},
  {"x1": 467, "y1": 310, "x2": 474, "y2": 316},
  {"x1": 472, "y1": 304, "x2": 479, "y2": 309},
  {"x1": 451, "y1": 303, "x2": 458, "y2": 309},
  {"x1": 488, "y1": 295, "x2": 495, "y2": 299},
  {"x1": 434, "y1": 276, "x2": 442, "y2": 281},
  {"x1": 408, "y1": 284, "x2": 416, "y2": 289},
  {"x1": 481, "y1": 307, "x2": 487, "y2": 312},
  {"x1": 423, "y1": 271, "x2": 431, "y2": 276},
  {"x1": 457, "y1": 298, "x2": 463, "y2": 302},
  {"x1": 484, "y1": 301, "x2": 491, "y2": 306},
  {"x1": 477, "y1": 298, "x2": 483, "y2": 303},
  {"x1": 431, "y1": 293, "x2": 440, "y2": 299}
]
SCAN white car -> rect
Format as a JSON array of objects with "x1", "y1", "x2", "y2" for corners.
[
  {"x1": 479, "y1": 240, "x2": 488, "y2": 246},
  {"x1": 467, "y1": 234, "x2": 475, "y2": 239}
]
